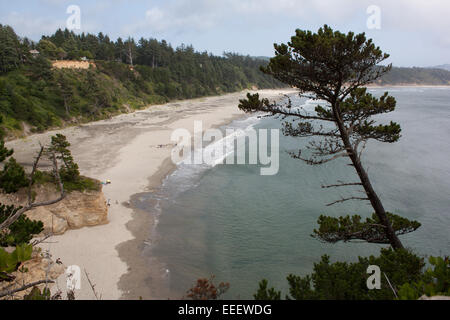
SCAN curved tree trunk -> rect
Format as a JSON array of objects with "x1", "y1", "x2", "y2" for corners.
[{"x1": 333, "y1": 102, "x2": 404, "y2": 250}]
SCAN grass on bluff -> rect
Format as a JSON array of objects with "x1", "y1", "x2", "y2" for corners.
[{"x1": 32, "y1": 170, "x2": 101, "y2": 193}]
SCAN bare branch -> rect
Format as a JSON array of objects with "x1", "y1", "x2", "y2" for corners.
[
  {"x1": 326, "y1": 196, "x2": 370, "y2": 207},
  {"x1": 321, "y1": 182, "x2": 363, "y2": 189},
  {"x1": 31, "y1": 233, "x2": 54, "y2": 247},
  {"x1": 85, "y1": 269, "x2": 101, "y2": 300},
  {"x1": 27, "y1": 145, "x2": 44, "y2": 206},
  {"x1": 307, "y1": 139, "x2": 345, "y2": 157},
  {"x1": 0, "y1": 280, "x2": 55, "y2": 299},
  {"x1": 289, "y1": 150, "x2": 347, "y2": 165},
  {"x1": 358, "y1": 140, "x2": 368, "y2": 159}
]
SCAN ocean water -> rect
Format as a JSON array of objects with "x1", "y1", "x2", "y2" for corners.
[{"x1": 134, "y1": 87, "x2": 450, "y2": 299}]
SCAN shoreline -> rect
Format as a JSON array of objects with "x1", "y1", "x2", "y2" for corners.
[
  {"x1": 4, "y1": 85, "x2": 448, "y2": 299},
  {"x1": 116, "y1": 90, "x2": 295, "y2": 300},
  {"x1": 366, "y1": 84, "x2": 450, "y2": 88},
  {"x1": 5, "y1": 88, "x2": 295, "y2": 300}
]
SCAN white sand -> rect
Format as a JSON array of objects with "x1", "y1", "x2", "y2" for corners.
[{"x1": 5, "y1": 89, "x2": 295, "y2": 300}]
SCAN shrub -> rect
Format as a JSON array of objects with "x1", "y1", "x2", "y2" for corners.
[
  {"x1": 0, "y1": 157, "x2": 28, "y2": 193},
  {"x1": 62, "y1": 176, "x2": 101, "y2": 193},
  {"x1": 0, "y1": 204, "x2": 44, "y2": 247},
  {"x1": 255, "y1": 248, "x2": 425, "y2": 300},
  {"x1": 398, "y1": 256, "x2": 450, "y2": 299}
]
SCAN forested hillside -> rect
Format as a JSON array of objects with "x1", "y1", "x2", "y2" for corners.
[
  {"x1": 376, "y1": 67, "x2": 450, "y2": 85},
  {"x1": 0, "y1": 25, "x2": 282, "y2": 136},
  {"x1": 1, "y1": 25, "x2": 450, "y2": 137}
]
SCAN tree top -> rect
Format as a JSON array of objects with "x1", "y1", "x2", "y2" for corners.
[{"x1": 262, "y1": 24, "x2": 392, "y2": 101}]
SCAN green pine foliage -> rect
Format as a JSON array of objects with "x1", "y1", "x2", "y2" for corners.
[
  {"x1": 0, "y1": 120, "x2": 29, "y2": 194},
  {"x1": 398, "y1": 256, "x2": 450, "y2": 299},
  {"x1": 47, "y1": 134, "x2": 100, "y2": 192},
  {"x1": 0, "y1": 157, "x2": 28, "y2": 193},
  {"x1": 313, "y1": 212, "x2": 421, "y2": 244},
  {"x1": 255, "y1": 248, "x2": 425, "y2": 300},
  {"x1": 48, "y1": 134, "x2": 80, "y2": 182},
  {"x1": 0, "y1": 25, "x2": 30, "y2": 74},
  {"x1": 254, "y1": 280, "x2": 281, "y2": 300},
  {"x1": 0, "y1": 204, "x2": 43, "y2": 247}
]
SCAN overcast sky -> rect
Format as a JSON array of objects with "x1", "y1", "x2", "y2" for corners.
[{"x1": 1, "y1": 0, "x2": 449, "y2": 67}]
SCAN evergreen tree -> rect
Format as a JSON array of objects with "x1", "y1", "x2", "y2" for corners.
[
  {"x1": 37, "y1": 39, "x2": 61, "y2": 60},
  {"x1": 255, "y1": 248, "x2": 425, "y2": 300},
  {"x1": 0, "y1": 117, "x2": 13, "y2": 163},
  {"x1": 0, "y1": 117, "x2": 28, "y2": 193},
  {"x1": 0, "y1": 157, "x2": 28, "y2": 193},
  {"x1": 0, "y1": 24, "x2": 26, "y2": 74},
  {"x1": 0, "y1": 204, "x2": 43, "y2": 247},
  {"x1": 48, "y1": 134, "x2": 79, "y2": 182},
  {"x1": 56, "y1": 73, "x2": 74, "y2": 117},
  {"x1": 239, "y1": 25, "x2": 418, "y2": 250}
]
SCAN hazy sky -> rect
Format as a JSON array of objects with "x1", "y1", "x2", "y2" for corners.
[{"x1": 1, "y1": 0, "x2": 449, "y2": 67}]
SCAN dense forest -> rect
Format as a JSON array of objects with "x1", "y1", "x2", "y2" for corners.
[{"x1": 0, "y1": 25, "x2": 282, "y2": 136}]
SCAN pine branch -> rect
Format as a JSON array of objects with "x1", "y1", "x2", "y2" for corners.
[
  {"x1": 239, "y1": 93, "x2": 336, "y2": 122},
  {"x1": 312, "y1": 213, "x2": 421, "y2": 244}
]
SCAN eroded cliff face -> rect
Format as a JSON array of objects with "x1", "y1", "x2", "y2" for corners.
[
  {"x1": 28, "y1": 190, "x2": 108, "y2": 235},
  {"x1": 0, "y1": 183, "x2": 108, "y2": 299},
  {"x1": 0, "y1": 248, "x2": 65, "y2": 299},
  {"x1": 0, "y1": 184, "x2": 109, "y2": 235}
]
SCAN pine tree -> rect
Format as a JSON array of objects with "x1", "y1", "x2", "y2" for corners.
[
  {"x1": 0, "y1": 158, "x2": 28, "y2": 193},
  {"x1": 0, "y1": 204, "x2": 43, "y2": 247},
  {"x1": 0, "y1": 24, "x2": 24, "y2": 74},
  {"x1": 239, "y1": 25, "x2": 419, "y2": 250},
  {"x1": 48, "y1": 134, "x2": 79, "y2": 182},
  {"x1": 0, "y1": 118, "x2": 13, "y2": 163}
]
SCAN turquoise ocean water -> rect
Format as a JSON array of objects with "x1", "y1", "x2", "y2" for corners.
[{"x1": 133, "y1": 87, "x2": 450, "y2": 299}]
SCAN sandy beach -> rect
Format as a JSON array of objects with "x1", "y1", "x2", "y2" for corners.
[{"x1": 5, "y1": 89, "x2": 294, "y2": 300}]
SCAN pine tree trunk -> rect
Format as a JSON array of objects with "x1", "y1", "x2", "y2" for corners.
[
  {"x1": 333, "y1": 102, "x2": 404, "y2": 250},
  {"x1": 128, "y1": 44, "x2": 134, "y2": 67},
  {"x1": 64, "y1": 97, "x2": 69, "y2": 117}
]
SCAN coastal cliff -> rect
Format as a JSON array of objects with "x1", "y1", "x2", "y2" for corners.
[
  {"x1": 0, "y1": 183, "x2": 109, "y2": 235},
  {"x1": 0, "y1": 247, "x2": 65, "y2": 299}
]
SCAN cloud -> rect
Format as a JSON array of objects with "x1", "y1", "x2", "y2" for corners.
[
  {"x1": 121, "y1": 1, "x2": 224, "y2": 37},
  {"x1": 119, "y1": 0, "x2": 371, "y2": 38},
  {"x1": 0, "y1": 1, "x2": 104, "y2": 39},
  {"x1": 120, "y1": 0, "x2": 450, "y2": 35},
  {"x1": 1, "y1": 11, "x2": 65, "y2": 38},
  {"x1": 1, "y1": 0, "x2": 449, "y2": 64}
]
